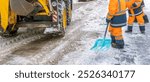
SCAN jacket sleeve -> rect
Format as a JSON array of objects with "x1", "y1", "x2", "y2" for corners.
[
  {"x1": 131, "y1": 0, "x2": 142, "y2": 9},
  {"x1": 106, "y1": 0, "x2": 118, "y2": 20}
]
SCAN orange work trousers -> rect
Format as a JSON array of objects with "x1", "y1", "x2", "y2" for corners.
[
  {"x1": 128, "y1": 13, "x2": 145, "y2": 26},
  {"x1": 108, "y1": 25, "x2": 123, "y2": 40}
]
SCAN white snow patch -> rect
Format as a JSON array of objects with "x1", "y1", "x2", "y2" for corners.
[
  {"x1": 73, "y1": 0, "x2": 78, "y2": 3},
  {"x1": 144, "y1": 0, "x2": 150, "y2": 12}
]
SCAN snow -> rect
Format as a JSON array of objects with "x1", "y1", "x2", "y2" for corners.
[
  {"x1": 144, "y1": 0, "x2": 150, "y2": 12},
  {"x1": 0, "y1": 0, "x2": 150, "y2": 65},
  {"x1": 73, "y1": 0, "x2": 78, "y2": 3}
]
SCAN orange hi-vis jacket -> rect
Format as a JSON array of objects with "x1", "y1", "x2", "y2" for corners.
[
  {"x1": 107, "y1": 0, "x2": 127, "y2": 27},
  {"x1": 126, "y1": 0, "x2": 143, "y2": 16}
]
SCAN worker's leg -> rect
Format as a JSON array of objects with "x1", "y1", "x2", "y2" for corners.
[
  {"x1": 109, "y1": 25, "x2": 124, "y2": 49},
  {"x1": 109, "y1": 25, "x2": 115, "y2": 45},
  {"x1": 136, "y1": 13, "x2": 145, "y2": 33},
  {"x1": 126, "y1": 16, "x2": 135, "y2": 32}
]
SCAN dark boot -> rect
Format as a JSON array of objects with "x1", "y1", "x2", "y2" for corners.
[
  {"x1": 115, "y1": 39, "x2": 124, "y2": 49},
  {"x1": 112, "y1": 36, "x2": 124, "y2": 49},
  {"x1": 125, "y1": 26, "x2": 133, "y2": 33},
  {"x1": 139, "y1": 26, "x2": 145, "y2": 34},
  {"x1": 112, "y1": 40, "x2": 124, "y2": 49},
  {"x1": 111, "y1": 35, "x2": 116, "y2": 44}
]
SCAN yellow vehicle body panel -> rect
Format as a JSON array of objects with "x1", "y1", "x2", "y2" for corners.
[
  {"x1": 38, "y1": 0, "x2": 50, "y2": 16},
  {"x1": 63, "y1": 8, "x2": 67, "y2": 29},
  {"x1": 0, "y1": 0, "x2": 9, "y2": 31}
]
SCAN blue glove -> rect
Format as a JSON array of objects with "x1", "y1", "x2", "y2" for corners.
[
  {"x1": 132, "y1": 3, "x2": 137, "y2": 7},
  {"x1": 106, "y1": 18, "x2": 111, "y2": 24}
]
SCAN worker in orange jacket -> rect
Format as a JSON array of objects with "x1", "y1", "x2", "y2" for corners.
[
  {"x1": 106, "y1": 0, "x2": 127, "y2": 49},
  {"x1": 125, "y1": 0, "x2": 145, "y2": 33}
]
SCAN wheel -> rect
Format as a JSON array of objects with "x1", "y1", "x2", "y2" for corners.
[
  {"x1": 1, "y1": 24, "x2": 18, "y2": 37},
  {"x1": 66, "y1": 0, "x2": 72, "y2": 25},
  {"x1": 57, "y1": 0, "x2": 67, "y2": 37}
]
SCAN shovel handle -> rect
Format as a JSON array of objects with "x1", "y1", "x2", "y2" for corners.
[{"x1": 103, "y1": 23, "x2": 109, "y2": 40}]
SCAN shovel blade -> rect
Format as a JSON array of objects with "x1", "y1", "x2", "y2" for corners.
[{"x1": 91, "y1": 38, "x2": 111, "y2": 51}]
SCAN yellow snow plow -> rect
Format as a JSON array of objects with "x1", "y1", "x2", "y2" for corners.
[{"x1": 0, "y1": 0, "x2": 72, "y2": 37}]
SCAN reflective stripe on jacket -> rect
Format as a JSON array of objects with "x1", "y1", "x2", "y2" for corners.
[
  {"x1": 128, "y1": 7, "x2": 142, "y2": 16},
  {"x1": 107, "y1": 0, "x2": 127, "y2": 27},
  {"x1": 126, "y1": 0, "x2": 143, "y2": 16}
]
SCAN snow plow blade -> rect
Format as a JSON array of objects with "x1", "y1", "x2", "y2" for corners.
[{"x1": 10, "y1": 0, "x2": 35, "y2": 16}]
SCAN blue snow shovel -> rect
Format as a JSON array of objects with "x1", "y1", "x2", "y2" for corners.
[{"x1": 91, "y1": 23, "x2": 111, "y2": 51}]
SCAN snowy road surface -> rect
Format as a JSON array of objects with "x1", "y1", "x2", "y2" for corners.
[{"x1": 0, "y1": 0, "x2": 150, "y2": 65}]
